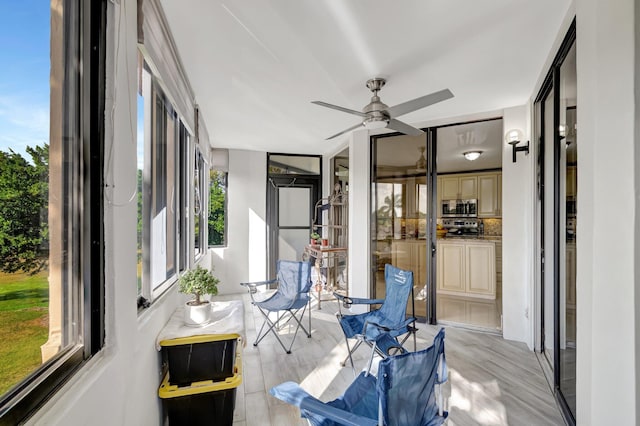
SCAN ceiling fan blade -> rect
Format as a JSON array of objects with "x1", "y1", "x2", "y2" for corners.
[
  {"x1": 312, "y1": 101, "x2": 369, "y2": 118},
  {"x1": 326, "y1": 122, "x2": 363, "y2": 140},
  {"x1": 386, "y1": 119, "x2": 424, "y2": 136},
  {"x1": 387, "y1": 89, "x2": 454, "y2": 118}
]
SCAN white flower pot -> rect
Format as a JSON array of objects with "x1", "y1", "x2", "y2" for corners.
[{"x1": 184, "y1": 301, "x2": 211, "y2": 326}]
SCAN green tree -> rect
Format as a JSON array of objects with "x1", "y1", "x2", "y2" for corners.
[
  {"x1": 208, "y1": 170, "x2": 226, "y2": 246},
  {"x1": 0, "y1": 144, "x2": 49, "y2": 274}
]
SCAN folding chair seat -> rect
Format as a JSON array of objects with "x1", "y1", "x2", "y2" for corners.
[
  {"x1": 241, "y1": 260, "x2": 312, "y2": 354},
  {"x1": 334, "y1": 264, "x2": 417, "y2": 372},
  {"x1": 271, "y1": 328, "x2": 448, "y2": 426}
]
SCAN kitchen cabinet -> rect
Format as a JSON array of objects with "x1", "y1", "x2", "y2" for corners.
[
  {"x1": 436, "y1": 240, "x2": 496, "y2": 299},
  {"x1": 438, "y1": 171, "x2": 501, "y2": 217},
  {"x1": 566, "y1": 166, "x2": 576, "y2": 197},
  {"x1": 440, "y1": 176, "x2": 477, "y2": 200},
  {"x1": 477, "y1": 173, "x2": 500, "y2": 217},
  {"x1": 391, "y1": 240, "x2": 427, "y2": 286},
  {"x1": 437, "y1": 243, "x2": 465, "y2": 293}
]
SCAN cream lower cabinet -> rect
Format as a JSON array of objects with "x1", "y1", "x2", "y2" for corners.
[
  {"x1": 391, "y1": 240, "x2": 427, "y2": 285},
  {"x1": 437, "y1": 240, "x2": 496, "y2": 299}
]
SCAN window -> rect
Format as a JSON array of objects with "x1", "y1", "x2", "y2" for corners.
[
  {"x1": 208, "y1": 170, "x2": 227, "y2": 247},
  {"x1": 194, "y1": 148, "x2": 205, "y2": 257},
  {"x1": 137, "y1": 72, "x2": 191, "y2": 299},
  {"x1": 0, "y1": 0, "x2": 105, "y2": 423}
]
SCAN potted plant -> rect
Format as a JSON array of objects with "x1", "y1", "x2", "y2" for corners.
[
  {"x1": 178, "y1": 265, "x2": 220, "y2": 326},
  {"x1": 310, "y1": 232, "x2": 321, "y2": 245}
]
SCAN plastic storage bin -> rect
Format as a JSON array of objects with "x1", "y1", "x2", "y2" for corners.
[
  {"x1": 159, "y1": 349, "x2": 242, "y2": 426},
  {"x1": 160, "y1": 333, "x2": 239, "y2": 386}
]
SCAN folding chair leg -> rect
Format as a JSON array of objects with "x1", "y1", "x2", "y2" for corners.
[
  {"x1": 365, "y1": 342, "x2": 378, "y2": 377},
  {"x1": 307, "y1": 298, "x2": 312, "y2": 338}
]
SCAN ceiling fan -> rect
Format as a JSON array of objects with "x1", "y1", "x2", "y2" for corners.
[{"x1": 313, "y1": 78, "x2": 453, "y2": 140}]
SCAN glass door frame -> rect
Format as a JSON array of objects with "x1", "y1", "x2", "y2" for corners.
[
  {"x1": 266, "y1": 153, "x2": 322, "y2": 279},
  {"x1": 534, "y1": 18, "x2": 576, "y2": 426}
]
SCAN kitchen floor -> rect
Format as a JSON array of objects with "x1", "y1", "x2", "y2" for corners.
[
  {"x1": 436, "y1": 291, "x2": 502, "y2": 332},
  {"x1": 221, "y1": 292, "x2": 565, "y2": 426}
]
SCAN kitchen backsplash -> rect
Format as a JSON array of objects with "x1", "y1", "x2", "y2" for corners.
[{"x1": 482, "y1": 218, "x2": 502, "y2": 236}]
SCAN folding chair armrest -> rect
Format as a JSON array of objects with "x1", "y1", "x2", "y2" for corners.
[
  {"x1": 270, "y1": 382, "x2": 378, "y2": 426},
  {"x1": 364, "y1": 317, "x2": 415, "y2": 335},
  {"x1": 333, "y1": 292, "x2": 384, "y2": 308},
  {"x1": 240, "y1": 279, "x2": 278, "y2": 294}
]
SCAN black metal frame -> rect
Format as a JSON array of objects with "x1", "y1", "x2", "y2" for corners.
[
  {"x1": 0, "y1": 0, "x2": 106, "y2": 423},
  {"x1": 265, "y1": 153, "x2": 322, "y2": 279},
  {"x1": 534, "y1": 17, "x2": 577, "y2": 426},
  {"x1": 370, "y1": 116, "x2": 503, "y2": 325}
]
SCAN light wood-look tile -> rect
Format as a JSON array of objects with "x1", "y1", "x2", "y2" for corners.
[{"x1": 214, "y1": 293, "x2": 565, "y2": 426}]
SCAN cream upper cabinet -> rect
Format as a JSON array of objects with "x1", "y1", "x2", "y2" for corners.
[
  {"x1": 440, "y1": 175, "x2": 477, "y2": 200},
  {"x1": 477, "y1": 173, "x2": 499, "y2": 217},
  {"x1": 437, "y1": 240, "x2": 496, "y2": 299},
  {"x1": 436, "y1": 177, "x2": 442, "y2": 218},
  {"x1": 459, "y1": 176, "x2": 477, "y2": 199},
  {"x1": 441, "y1": 177, "x2": 460, "y2": 200},
  {"x1": 497, "y1": 173, "x2": 502, "y2": 216}
]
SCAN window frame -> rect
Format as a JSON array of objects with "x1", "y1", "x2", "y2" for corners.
[
  {"x1": 138, "y1": 71, "x2": 194, "y2": 303},
  {"x1": 0, "y1": 0, "x2": 106, "y2": 422},
  {"x1": 208, "y1": 169, "x2": 228, "y2": 248}
]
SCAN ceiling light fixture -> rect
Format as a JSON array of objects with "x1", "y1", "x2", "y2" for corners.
[
  {"x1": 505, "y1": 129, "x2": 529, "y2": 163},
  {"x1": 463, "y1": 151, "x2": 482, "y2": 161},
  {"x1": 362, "y1": 117, "x2": 388, "y2": 130}
]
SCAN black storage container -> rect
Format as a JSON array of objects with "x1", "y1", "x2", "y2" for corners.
[
  {"x1": 160, "y1": 333, "x2": 239, "y2": 386},
  {"x1": 158, "y1": 349, "x2": 242, "y2": 426}
]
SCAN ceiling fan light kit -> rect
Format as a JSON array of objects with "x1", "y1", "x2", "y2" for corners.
[
  {"x1": 463, "y1": 151, "x2": 482, "y2": 161},
  {"x1": 313, "y1": 77, "x2": 454, "y2": 140}
]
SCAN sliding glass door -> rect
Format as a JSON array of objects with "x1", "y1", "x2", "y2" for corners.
[{"x1": 535, "y1": 20, "x2": 576, "y2": 425}]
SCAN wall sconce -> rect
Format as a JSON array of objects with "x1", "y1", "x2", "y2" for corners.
[
  {"x1": 463, "y1": 151, "x2": 482, "y2": 161},
  {"x1": 504, "y1": 129, "x2": 529, "y2": 163}
]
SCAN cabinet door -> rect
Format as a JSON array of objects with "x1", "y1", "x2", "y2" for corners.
[
  {"x1": 392, "y1": 242, "x2": 412, "y2": 272},
  {"x1": 437, "y1": 243, "x2": 465, "y2": 293},
  {"x1": 497, "y1": 173, "x2": 502, "y2": 216},
  {"x1": 478, "y1": 174, "x2": 498, "y2": 217},
  {"x1": 436, "y1": 177, "x2": 442, "y2": 218},
  {"x1": 465, "y1": 243, "x2": 496, "y2": 298},
  {"x1": 416, "y1": 243, "x2": 427, "y2": 287},
  {"x1": 566, "y1": 166, "x2": 576, "y2": 197},
  {"x1": 459, "y1": 176, "x2": 477, "y2": 199},
  {"x1": 441, "y1": 177, "x2": 460, "y2": 200}
]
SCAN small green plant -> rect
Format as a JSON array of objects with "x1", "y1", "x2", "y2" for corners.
[
  {"x1": 310, "y1": 232, "x2": 321, "y2": 242},
  {"x1": 178, "y1": 265, "x2": 220, "y2": 305}
]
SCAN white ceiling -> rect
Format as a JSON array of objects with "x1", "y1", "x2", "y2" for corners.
[{"x1": 160, "y1": 0, "x2": 571, "y2": 155}]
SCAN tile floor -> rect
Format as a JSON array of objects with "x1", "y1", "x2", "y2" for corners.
[{"x1": 218, "y1": 293, "x2": 565, "y2": 426}]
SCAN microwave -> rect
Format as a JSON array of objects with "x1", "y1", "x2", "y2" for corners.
[{"x1": 441, "y1": 199, "x2": 477, "y2": 217}]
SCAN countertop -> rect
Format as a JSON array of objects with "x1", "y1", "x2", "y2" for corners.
[{"x1": 437, "y1": 235, "x2": 502, "y2": 242}]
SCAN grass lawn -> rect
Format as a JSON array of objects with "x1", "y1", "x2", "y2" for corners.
[{"x1": 0, "y1": 271, "x2": 49, "y2": 395}]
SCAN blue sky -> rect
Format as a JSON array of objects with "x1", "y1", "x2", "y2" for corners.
[{"x1": 0, "y1": 1, "x2": 50, "y2": 158}]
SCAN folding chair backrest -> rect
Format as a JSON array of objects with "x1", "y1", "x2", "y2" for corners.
[
  {"x1": 376, "y1": 328, "x2": 446, "y2": 426},
  {"x1": 377, "y1": 264, "x2": 414, "y2": 326},
  {"x1": 276, "y1": 260, "x2": 312, "y2": 303}
]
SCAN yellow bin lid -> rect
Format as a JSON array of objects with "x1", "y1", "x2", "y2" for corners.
[{"x1": 158, "y1": 349, "x2": 242, "y2": 398}]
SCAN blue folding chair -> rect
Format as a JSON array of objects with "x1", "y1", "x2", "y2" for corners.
[
  {"x1": 334, "y1": 264, "x2": 417, "y2": 373},
  {"x1": 271, "y1": 328, "x2": 448, "y2": 426},
  {"x1": 241, "y1": 260, "x2": 313, "y2": 354}
]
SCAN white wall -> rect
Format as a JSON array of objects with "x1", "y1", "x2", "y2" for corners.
[
  {"x1": 210, "y1": 149, "x2": 267, "y2": 294},
  {"x1": 348, "y1": 129, "x2": 371, "y2": 309},
  {"x1": 576, "y1": 0, "x2": 638, "y2": 423},
  {"x1": 501, "y1": 106, "x2": 534, "y2": 347}
]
